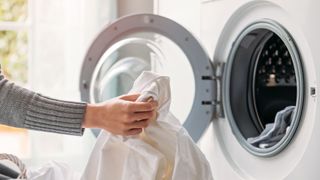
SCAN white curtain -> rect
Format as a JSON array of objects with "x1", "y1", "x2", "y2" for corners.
[{"x1": 25, "y1": 0, "x2": 116, "y2": 172}]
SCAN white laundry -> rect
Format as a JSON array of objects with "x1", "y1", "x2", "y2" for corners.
[
  {"x1": 81, "y1": 71, "x2": 213, "y2": 180},
  {"x1": 247, "y1": 106, "x2": 295, "y2": 148},
  {"x1": 27, "y1": 161, "x2": 80, "y2": 180}
]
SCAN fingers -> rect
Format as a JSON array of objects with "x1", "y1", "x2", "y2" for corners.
[
  {"x1": 102, "y1": 94, "x2": 159, "y2": 136},
  {"x1": 128, "y1": 119, "x2": 149, "y2": 129},
  {"x1": 132, "y1": 111, "x2": 154, "y2": 121},
  {"x1": 128, "y1": 101, "x2": 158, "y2": 112},
  {"x1": 151, "y1": 111, "x2": 158, "y2": 122},
  {"x1": 115, "y1": 112, "x2": 156, "y2": 135},
  {"x1": 120, "y1": 93, "x2": 140, "y2": 101},
  {"x1": 119, "y1": 111, "x2": 156, "y2": 135},
  {"x1": 120, "y1": 93, "x2": 158, "y2": 112},
  {"x1": 120, "y1": 121, "x2": 147, "y2": 136},
  {"x1": 123, "y1": 109, "x2": 157, "y2": 123},
  {"x1": 125, "y1": 128, "x2": 143, "y2": 136}
]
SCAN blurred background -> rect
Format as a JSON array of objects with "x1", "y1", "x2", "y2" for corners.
[
  {"x1": 0, "y1": 0, "x2": 154, "y2": 172},
  {"x1": 0, "y1": 0, "x2": 205, "y2": 173}
]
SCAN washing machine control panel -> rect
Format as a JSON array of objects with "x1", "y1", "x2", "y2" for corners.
[{"x1": 256, "y1": 36, "x2": 296, "y2": 87}]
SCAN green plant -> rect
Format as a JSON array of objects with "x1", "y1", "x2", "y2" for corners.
[{"x1": 0, "y1": 0, "x2": 28, "y2": 84}]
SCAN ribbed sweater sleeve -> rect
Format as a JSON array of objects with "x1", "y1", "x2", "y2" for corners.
[{"x1": 0, "y1": 65, "x2": 86, "y2": 136}]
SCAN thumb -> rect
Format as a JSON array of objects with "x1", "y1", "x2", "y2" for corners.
[{"x1": 119, "y1": 93, "x2": 140, "y2": 102}]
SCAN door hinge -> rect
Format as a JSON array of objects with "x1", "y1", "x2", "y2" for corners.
[{"x1": 201, "y1": 62, "x2": 225, "y2": 119}]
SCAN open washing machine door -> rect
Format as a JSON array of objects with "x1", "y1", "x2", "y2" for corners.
[{"x1": 79, "y1": 14, "x2": 219, "y2": 142}]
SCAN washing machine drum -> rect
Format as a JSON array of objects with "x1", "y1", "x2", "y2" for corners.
[
  {"x1": 223, "y1": 21, "x2": 304, "y2": 157},
  {"x1": 79, "y1": 14, "x2": 304, "y2": 156}
]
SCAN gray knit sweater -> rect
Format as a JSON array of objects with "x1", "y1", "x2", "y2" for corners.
[{"x1": 0, "y1": 65, "x2": 86, "y2": 136}]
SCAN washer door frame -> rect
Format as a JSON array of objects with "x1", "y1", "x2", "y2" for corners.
[
  {"x1": 79, "y1": 14, "x2": 216, "y2": 142},
  {"x1": 223, "y1": 20, "x2": 305, "y2": 157}
]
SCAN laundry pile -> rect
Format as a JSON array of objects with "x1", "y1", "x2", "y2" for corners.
[
  {"x1": 247, "y1": 106, "x2": 296, "y2": 148},
  {"x1": 81, "y1": 71, "x2": 213, "y2": 180}
]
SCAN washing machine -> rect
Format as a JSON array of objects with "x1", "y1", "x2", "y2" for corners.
[
  {"x1": 79, "y1": 0, "x2": 320, "y2": 179},
  {"x1": 198, "y1": 0, "x2": 319, "y2": 179}
]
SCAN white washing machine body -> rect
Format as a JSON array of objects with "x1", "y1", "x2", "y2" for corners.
[
  {"x1": 198, "y1": 0, "x2": 320, "y2": 179},
  {"x1": 79, "y1": 0, "x2": 320, "y2": 179}
]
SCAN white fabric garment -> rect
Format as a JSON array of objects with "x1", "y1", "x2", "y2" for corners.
[
  {"x1": 81, "y1": 71, "x2": 213, "y2": 180},
  {"x1": 247, "y1": 106, "x2": 295, "y2": 148},
  {"x1": 27, "y1": 161, "x2": 80, "y2": 180}
]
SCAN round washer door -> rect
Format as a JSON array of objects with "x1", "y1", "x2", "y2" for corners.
[{"x1": 79, "y1": 14, "x2": 215, "y2": 142}]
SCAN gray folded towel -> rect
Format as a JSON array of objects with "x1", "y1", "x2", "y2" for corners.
[{"x1": 247, "y1": 106, "x2": 295, "y2": 148}]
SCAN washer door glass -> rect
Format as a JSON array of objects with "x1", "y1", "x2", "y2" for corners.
[
  {"x1": 80, "y1": 14, "x2": 215, "y2": 141},
  {"x1": 91, "y1": 35, "x2": 195, "y2": 122},
  {"x1": 223, "y1": 21, "x2": 304, "y2": 156}
]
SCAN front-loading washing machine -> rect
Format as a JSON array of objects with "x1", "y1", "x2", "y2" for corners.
[
  {"x1": 197, "y1": 0, "x2": 319, "y2": 179},
  {"x1": 79, "y1": 0, "x2": 320, "y2": 179}
]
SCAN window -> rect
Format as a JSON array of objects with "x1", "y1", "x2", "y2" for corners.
[
  {"x1": 0, "y1": 0, "x2": 29, "y2": 85},
  {"x1": 0, "y1": 0, "x2": 30, "y2": 158},
  {"x1": 0, "y1": 0, "x2": 117, "y2": 172},
  {"x1": 1, "y1": 0, "x2": 154, "y2": 172}
]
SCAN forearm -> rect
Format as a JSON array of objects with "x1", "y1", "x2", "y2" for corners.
[
  {"x1": 25, "y1": 94, "x2": 87, "y2": 135},
  {"x1": 0, "y1": 67, "x2": 86, "y2": 136}
]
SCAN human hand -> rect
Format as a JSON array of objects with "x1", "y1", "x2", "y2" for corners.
[{"x1": 82, "y1": 94, "x2": 158, "y2": 136}]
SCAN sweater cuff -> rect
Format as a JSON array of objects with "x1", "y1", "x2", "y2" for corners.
[{"x1": 25, "y1": 94, "x2": 87, "y2": 136}]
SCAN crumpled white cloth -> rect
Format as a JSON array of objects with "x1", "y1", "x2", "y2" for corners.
[
  {"x1": 81, "y1": 71, "x2": 213, "y2": 180},
  {"x1": 247, "y1": 106, "x2": 295, "y2": 148},
  {"x1": 27, "y1": 161, "x2": 80, "y2": 180}
]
